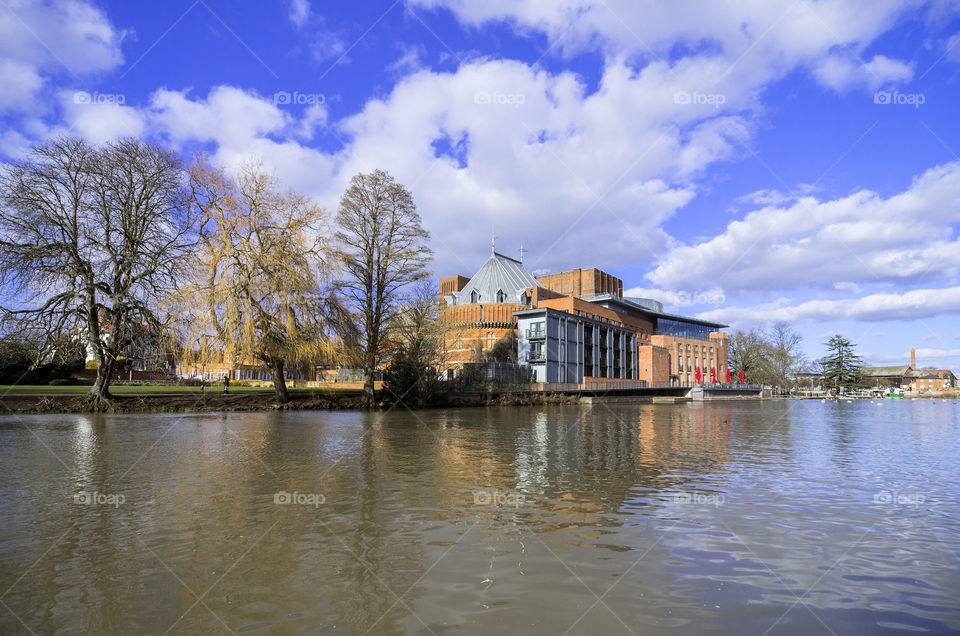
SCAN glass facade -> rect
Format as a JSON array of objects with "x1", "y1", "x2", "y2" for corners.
[{"x1": 656, "y1": 318, "x2": 714, "y2": 341}]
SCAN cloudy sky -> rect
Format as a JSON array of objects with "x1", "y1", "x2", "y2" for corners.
[{"x1": 2, "y1": 0, "x2": 960, "y2": 370}]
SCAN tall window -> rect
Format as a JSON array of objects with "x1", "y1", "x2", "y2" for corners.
[
  {"x1": 470, "y1": 289, "x2": 479, "y2": 303},
  {"x1": 496, "y1": 289, "x2": 505, "y2": 302},
  {"x1": 487, "y1": 331, "x2": 496, "y2": 349}
]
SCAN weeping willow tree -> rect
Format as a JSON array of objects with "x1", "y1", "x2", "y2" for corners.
[{"x1": 183, "y1": 159, "x2": 335, "y2": 403}]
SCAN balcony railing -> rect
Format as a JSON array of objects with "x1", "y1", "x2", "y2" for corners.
[
  {"x1": 526, "y1": 351, "x2": 545, "y2": 363},
  {"x1": 525, "y1": 328, "x2": 546, "y2": 339}
]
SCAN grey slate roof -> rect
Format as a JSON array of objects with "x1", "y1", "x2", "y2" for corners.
[
  {"x1": 451, "y1": 251, "x2": 539, "y2": 305},
  {"x1": 861, "y1": 365, "x2": 911, "y2": 377}
]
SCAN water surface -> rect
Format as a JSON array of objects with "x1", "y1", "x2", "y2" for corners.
[{"x1": 1, "y1": 400, "x2": 958, "y2": 634}]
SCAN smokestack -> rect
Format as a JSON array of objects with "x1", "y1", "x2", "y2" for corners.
[{"x1": 910, "y1": 348, "x2": 916, "y2": 369}]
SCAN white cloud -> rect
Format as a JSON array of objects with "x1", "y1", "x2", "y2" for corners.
[
  {"x1": 60, "y1": 90, "x2": 145, "y2": 142},
  {"x1": 647, "y1": 161, "x2": 960, "y2": 294},
  {"x1": 150, "y1": 86, "x2": 290, "y2": 147},
  {"x1": 0, "y1": 59, "x2": 44, "y2": 112},
  {"x1": 288, "y1": 0, "x2": 310, "y2": 28},
  {"x1": 623, "y1": 286, "x2": 727, "y2": 312},
  {"x1": 131, "y1": 58, "x2": 752, "y2": 273},
  {"x1": 409, "y1": 0, "x2": 919, "y2": 92},
  {"x1": 697, "y1": 286, "x2": 960, "y2": 326},
  {"x1": 813, "y1": 53, "x2": 914, "y2": 91},
  {"x1": 0, "y1": 0, "x2": 125, "y2": 113},
  {"x1": 946, "y1": 31, "x2": 960, "y2": 62}
]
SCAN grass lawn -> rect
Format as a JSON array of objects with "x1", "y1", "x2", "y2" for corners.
[{"x1": 0, "y1": 384, "x2": 361, "y2": 397}]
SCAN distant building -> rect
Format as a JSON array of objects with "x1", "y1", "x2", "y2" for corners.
[
  {"x1": 860, "y1": 349, "x2": 957, "y2": 391},
  {"x1": 860, "y1": 365, "x2": 913, "y2": 388},
  {"x1": 439, "y1": 246, "x2": 727, "y2": 385},
  {"x1": 909, "y1": 370, "x2": 957, "y2": 391}
]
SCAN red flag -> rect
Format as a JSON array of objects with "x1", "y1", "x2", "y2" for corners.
[
  {"x1": 739, "y1": 369, "x2": 744, "y2": 384},
  {"x1": 711, "y1": 367, "x2": 716, "y2": 383},
  {"x1": 726, "y1": 367, "x2": 731, "y2": 383},
  {"x1": 696, "y1": 366, "x2": 702, "y2": 384}
]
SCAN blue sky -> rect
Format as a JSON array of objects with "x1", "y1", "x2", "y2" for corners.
[{"x1": 2, "y1": 0, "x2": 960, "y2": 371}]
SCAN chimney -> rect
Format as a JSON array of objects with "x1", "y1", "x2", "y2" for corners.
[{"x1": 910, "y1": 348, "x2": 916, "y2": 369}]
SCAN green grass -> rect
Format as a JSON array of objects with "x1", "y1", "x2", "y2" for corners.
[{"x1": 0, "y1": 384, "x2": 361, "y2": 396}]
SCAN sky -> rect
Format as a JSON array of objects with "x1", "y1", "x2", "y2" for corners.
[{"x1": 1, "y1": 0, "x2": 960, "y2": 371}]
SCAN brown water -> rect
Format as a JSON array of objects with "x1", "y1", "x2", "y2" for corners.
[{"x1": 1, "y1": 400, "x2": 958, "y2": 635}]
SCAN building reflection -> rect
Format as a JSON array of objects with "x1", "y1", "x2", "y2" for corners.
[{"x1": 1, "y1": 403, "x2": 800, "y2": 634}]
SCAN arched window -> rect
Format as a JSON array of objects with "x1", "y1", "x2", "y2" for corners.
[
  {"x1": 486, "y1": 331, "x2": 496, "y2": 349},
  {"x1": 496, "y1": 289, "x2": 506, "y2": 303},
  {"x1": 470, "y1": 289, "x2": 479, "y2": 303}
]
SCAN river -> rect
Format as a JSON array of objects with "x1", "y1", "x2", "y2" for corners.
[{"x1": 1, "y1": 400, "x2": 958, "y2": 634}]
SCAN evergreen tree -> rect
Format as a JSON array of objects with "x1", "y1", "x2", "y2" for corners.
[{"x1": 821, "y1": 334, "x2": 862, "y2": 390}]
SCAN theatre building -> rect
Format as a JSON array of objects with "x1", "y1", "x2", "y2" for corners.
[{"x1": 439, "y1": 248, "x2": 728, "y2": 385}]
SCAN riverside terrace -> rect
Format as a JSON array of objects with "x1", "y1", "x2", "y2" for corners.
[{"x1": 439, "y1": 248, "x2": 730, "y2": 388}]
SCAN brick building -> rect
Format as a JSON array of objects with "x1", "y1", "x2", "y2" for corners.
[{"x1": 440, "y1": 248, "x2": 727, "y2": 385}]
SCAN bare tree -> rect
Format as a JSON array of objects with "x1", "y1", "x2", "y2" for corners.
[
  {"x1": 764, "y1": 322, "x2": 804, "y2": 390},
  {"x1": 727, "y1": 323, "x2": 804, "y2": 389},
  {"x1": 727, "y1": 328, "x2": 767, "y2": 382},
  {"x1": 185, "y1": 159, "x2": 334, "y2": 403},
  {"x1": 0, "y1": 136, "x2": 193, "y2": 404},
  {"x1": 334, "y1": 170, "x2": 432, "y2": 407}
]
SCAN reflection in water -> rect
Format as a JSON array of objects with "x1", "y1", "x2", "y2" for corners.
[{"x1": 0, "y1": 401, "x2": 958, "y2": 634}]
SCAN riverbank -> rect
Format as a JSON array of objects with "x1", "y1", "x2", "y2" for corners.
[{"x1": 0, "y1": 386, "x2": 581, "y2": 414}]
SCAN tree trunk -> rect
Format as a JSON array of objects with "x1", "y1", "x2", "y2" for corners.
[
  {"x1": 363, "y1": 350, "x2": 377, "y2": 407},
  {"x1": 270, "y1": 358, "x2": 290, "y2": 404},
  {"x1": 363, "y1": 373, "x2": 376, "y2": 407},
  {"x1": 90, "y1": 357, "x2": 114, "y2": 402}
]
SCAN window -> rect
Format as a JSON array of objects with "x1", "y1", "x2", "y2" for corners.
[
  {"x1": 496, "y1": 289, "x2": 506, "y2": 303},
  {"x1": 470, "y1": 289, "x2": 479, "y2": 303},
  {"x1": 486, "y1": 332, "x2": 496, "y2": 349}
]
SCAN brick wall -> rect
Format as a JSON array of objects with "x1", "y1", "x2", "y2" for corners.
[{"x1": 535, "y1": 268, "x2": 623, "y2": 298}]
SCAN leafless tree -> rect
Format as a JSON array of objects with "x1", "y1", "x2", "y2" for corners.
[
  {"x1": 0, "y1": 136, "x2": 194, "y2": 404},
  {"x1": 727, "y1": 323, "x2": 805, "y2": 389},
  {"x1": 334, "y1": 170, "x2": 432, "y2": 407},
  {"x1": 184, "y1": 159, "x2": 334, "y2": 403}
]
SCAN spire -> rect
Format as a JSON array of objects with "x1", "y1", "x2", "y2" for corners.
[
  {"x1": 491, "y1": 226, "x2": 496, "y2": 254},
  {"x1": 519, "y1": 244, "x2": 527, "y2": 263}
]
